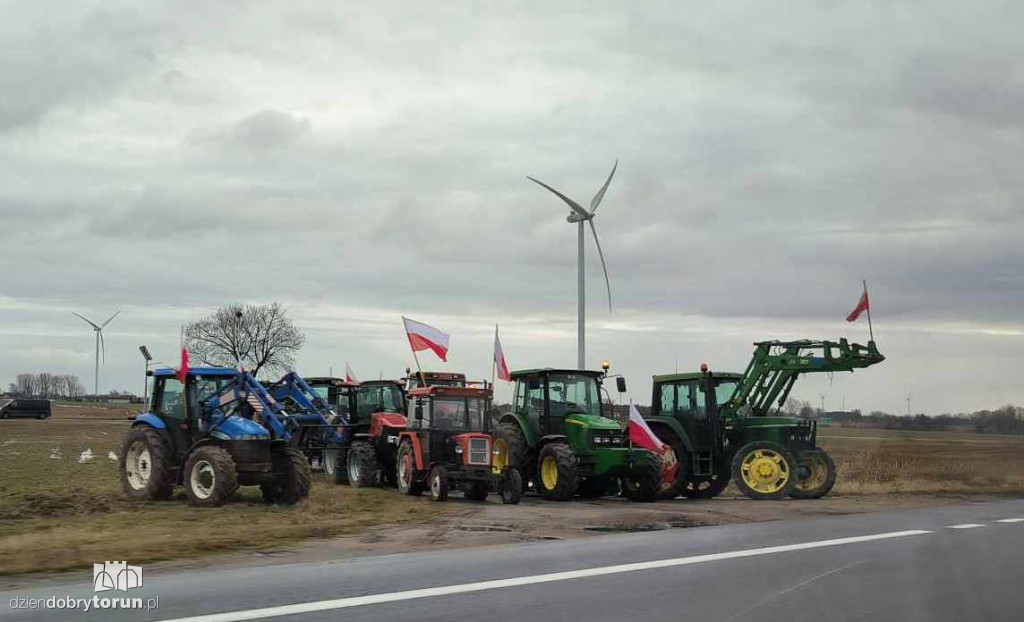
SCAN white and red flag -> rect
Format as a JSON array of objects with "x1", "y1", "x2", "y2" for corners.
[
  {"x1": 176, "y1": 347, "x2": 189, "y2": 384},
  {"x1": 345, "y1": 362, "x2": 358, "y2": 383},
  {"x1": 493, "y1": 325, "x2": 511, "y2": 382},
  {"x1": 628, "y1": 403, "x2": 679, "y2": 490},
  {"x1": 846, "y1": 289, "x2": 870, "y2": 322},
  {"x1": 402, "y1": 317, "x2": 450, "y2": 362}
]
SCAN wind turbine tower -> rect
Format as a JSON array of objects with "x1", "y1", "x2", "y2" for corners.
[{"x1": 72, "y1": 311, "x2": 121, "y2": 396}]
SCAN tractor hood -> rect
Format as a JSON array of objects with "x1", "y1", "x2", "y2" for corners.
[
  {"x1": 210, "y1": 416, "x2": 271, "y2": 440},
  {"x1": 565, "y1": 413, "x2": 622, "y2": 431}
]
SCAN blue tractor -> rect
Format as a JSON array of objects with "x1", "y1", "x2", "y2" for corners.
[
  {"x1": 264, "y1": 372, "x2": 351, "y2": 481},
  {"x1": 119, "y1": 367, "x2": 315, "y2": 507}
]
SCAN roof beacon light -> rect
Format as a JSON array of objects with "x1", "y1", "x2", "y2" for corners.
[
  {"x1": 700, "y1": 363, "x2": 709, "y2": 373},
  {"x1": 601, "y1": 360, "x2": 611, "y2": 371}
]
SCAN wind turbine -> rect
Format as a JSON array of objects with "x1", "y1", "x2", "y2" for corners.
[
  {"x1": 528, "y1": 160, "x2": 617, "y2": 369},
  {"x1": 72, "y1": 310, "x2": 121, "y2": 396}
]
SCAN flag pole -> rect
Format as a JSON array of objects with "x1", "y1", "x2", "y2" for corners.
[{"x1": 862, "y1": 279, "x2": 874, "y2": 343}]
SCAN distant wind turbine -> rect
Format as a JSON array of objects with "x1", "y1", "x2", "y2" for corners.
[
  {"x1": 72, "y1": 311, "x2": 121, "y2": 395},
  {"x1": 528, "y1": 160, "x2": 617, "y2": 369}
]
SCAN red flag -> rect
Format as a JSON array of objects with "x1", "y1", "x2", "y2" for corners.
[
  {"x1": 176, "y1": 347, "x2": 189, "y2": 383},
  {"x1": 628, "y1": 404, "x2": 678, "y2": 490},
  {"x1": 493, "y1": 326, "x2": 511, "y2": 382},
  {"x1": 402, "y1": 317, "x2": 450, "y2": 362},
  {"x1": 846, "y1": 290, "x2": 870, "y2": 322},
  {"x1": 345, "y1": 362, "x2": 358, "y2": 383}
]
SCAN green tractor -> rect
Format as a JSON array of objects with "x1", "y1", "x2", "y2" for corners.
[
  {"x1": 646, "y1": 339, "x2": 884, "y2": 500},
  {"x1": 494, "y1": 367, "x2": 661, "y2": 502}
]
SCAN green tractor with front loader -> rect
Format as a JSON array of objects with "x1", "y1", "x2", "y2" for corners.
[
  {"x1": 645, "y1": 338, "x2": 884, "y2": 500},
  {"x1": 494, "y1": 366, "x2": 661, "y2": 502}
]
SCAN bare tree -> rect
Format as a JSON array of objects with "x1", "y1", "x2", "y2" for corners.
[{"x1": 185, "y1": 303, "x2": 305, "y2": 377}]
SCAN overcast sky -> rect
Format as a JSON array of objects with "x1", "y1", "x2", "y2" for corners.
[{"x1": 2, "y1": 1, "x2": 1022, "y2": 414}]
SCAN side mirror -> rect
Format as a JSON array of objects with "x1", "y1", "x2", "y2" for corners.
[{"x1": 616, "y1": 377, "x2": 627, "y2": 393}]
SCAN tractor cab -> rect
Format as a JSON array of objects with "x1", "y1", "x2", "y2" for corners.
[
  {"x1": 403, "y1": 371, "x2": 467, "y2": 390},
  {"x1": 344, "y1": 379, "x2": 409, "y2": 488},
  {"x1": 304, "y1": 376, "x2": 358, "y2": 421},
  {"x1": 395, "y1": 385, "x2": 520, "y2": 503},
  {"x1": 495, "y1": 367, "x2": 662, "y2": 501}
]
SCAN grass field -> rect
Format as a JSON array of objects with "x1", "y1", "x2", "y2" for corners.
[
  {"x1": 2, "y1": 420, "x2": 1023, "y2": 576},
  {"x1": 0, "y1": 420, "x2": 451, "y2": 575}
]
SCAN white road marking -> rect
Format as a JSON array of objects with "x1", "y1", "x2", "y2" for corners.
[
  {"x1": 153, "y1": 530, "x2": 931, "y2": 622},
  {"x1": 996, "y1": 518, "x2": 1024, "y2": 523},
  {"x1": 947, "y1": 523, "x2": 986, "y2": 529}
]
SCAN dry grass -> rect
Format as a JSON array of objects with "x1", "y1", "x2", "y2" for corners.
[
  {"x1": 820, "y1": 427, "x2": 1024, "y2": 495},
  {"x1": 0, "y1": 420, "x2": 451, "y2": 575}
]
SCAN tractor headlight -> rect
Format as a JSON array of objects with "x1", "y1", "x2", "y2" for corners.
[{"x1": 455, "y1": 445, "x2": 464, "y2": 454}]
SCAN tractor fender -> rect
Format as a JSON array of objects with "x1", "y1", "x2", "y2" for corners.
[
  {"x1": 397, "y1": 431, "x2": 425, "y2": 471},
  {"x1": 537, "y1": 434, "x2": 568, "y2": 448},
  {"x1": 132, "y1": 413, "x2": 166, "y2": 430},
  {"x1": 644, "y1": 417, "x2": 695, "y2": 453},
  {"x1": 369, "y1": 413, "x2": 407, "y2": 438}
]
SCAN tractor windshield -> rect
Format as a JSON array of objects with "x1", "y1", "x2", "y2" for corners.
[
  {"x1": 547, "y1": 373, "x2": 602, "y2": 419},
  {"x1": 356, "y1": 384, "x2": 406, "y2": 420},
  {"x1": 430, "y1": 397, "x2": 488, "y2": 431}
]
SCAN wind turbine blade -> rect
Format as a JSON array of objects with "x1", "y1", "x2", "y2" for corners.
[
  {"x1": 100, "y1": 310, "x2": 121, "y2": 329},
  {"x1": 72, "y1": 312, "x2": 100, "y2": 330},
  {"x1": 99, "y1": 330, "x2": 106, "y2": 365},
  {"x1": 589, "y1": 160, "x2": 618, "y2": 214},
  {"x1": 526, "y1": 176, "x2": 590, "y2": 218},
  {"x1": 587, "y1": 219, "x2": 612, "y2": 313}
]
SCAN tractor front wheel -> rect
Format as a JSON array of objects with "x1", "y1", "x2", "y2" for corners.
[
  {"x1": 789, "y1": 449, "x2": 837, "y2": 499},
  {"x1": 536, "y1": 442, "x2": 578, "y2": 501},
  {"x1": 500, "y1": 469, "x2": 522, "y2": 505},
  {"x1": 347, "y1": 441, "x2": 380, "y2": 488},
  {"x1": 429, "y1": 466, "x2": 450, "y2": 501},
  {"x1": 681, "y1": 462, "x2": 731, "y2": 499},
  {"x1": 732, "y1": 441, "x2": 797, "y2": 500},
  {"x1": 120, "y1": 427, "x2": 174, "y2": 500},
  {"x1": 621, "y1": 458, "x2": 662, "y2": 503},
  {"x1": 184, "y1": 445, "x2": 239, "y2": 507},
  {"x1": 655, "y1": 428, "x2": 689, "y2": 500},
  {"x1": 261, "y1": 446, "x2": 311, "y2": 505},
  {"x1": 396, "y1": 441, "x2": 423, "y2": 496},
  {"x1": 495, "y1": 422, "x2": 533, "y2": 491}
]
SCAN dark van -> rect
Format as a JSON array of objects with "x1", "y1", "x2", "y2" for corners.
[{"x1": 0, "y1": 398, "x2": 52, "y2": 420}]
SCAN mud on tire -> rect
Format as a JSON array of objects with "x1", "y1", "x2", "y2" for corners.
[
  {"x1": 120, "y1": 427, "x2": 175, "y2": 501},
  {"x1": 261, "y1": 446, "x2": 312, "y2": 505},
  {"x1": 184, "y1": 445, "x2": 239, "y2": 507},
  {"x1": 536, "y1": 442, "x2": 578, "y2": 501}
]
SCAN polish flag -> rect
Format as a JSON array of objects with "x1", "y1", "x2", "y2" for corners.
[
  {"x1": 846, "y1": 289, "x2": 870, "y2": 322},
  {"x1": 493, "y1": 325, "x2": 511, "y2": 382},
  {"x1": 402, "y1": 317, "x2": 450, "y2": 362},
  {"x1": 176, "y1": 347, "x2": 189, "y2": 384},
  {"x1": 345, "y1": 362, "x2": 358, "y2": 383},
  {"x1": 628, "y1": 403, "x2": 679, "y2": 490}
]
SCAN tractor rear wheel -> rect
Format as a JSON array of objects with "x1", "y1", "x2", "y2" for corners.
[
  {"x1": 347, "y1": 441, "x2": 380, "y2": 488},
  {"x1": 654, "y1": 428, "x2": 689, "y2": 500},
  {"x1": 536, "y1": 442, "x2": 578, "y2": 501},
  {"x1": 184, "y1": 445, "x2": 238, "y2": 507},
  {"x1": 732, "y1": 441, "x2": 797, "y2": 500},
  {"x1": 120, "y1": 427, "x2": 174, "y2": 501},
  {"x1": 495, "y1": 422, "x2": 533, "y2": 491},
  {"x1": 429, "y1": 466, "x2": 450, "y2": 501},
  {"x1": 323, "y1": 447, "x2": 345, "y2": 484},
  {"x1": 681, "y1": 462, "x2": 731, "y2": 499},
  {"x1": 463, "y1": 480, "x2": 489, "y2": 501},
  {"x1": 621, "y1": 457, "x2": 662, "y2": 503},
  {"x1": 261, "y1": 446, "x2": 312, "y2": 505},
  {"x1": 500, "y1": 469, "x2": 522, "y2": 505},
  {"x1": 396, "y1": 441, "x2": 423, "y2": 496},
  {"x1": 789, "y1": 449, "x2": 837, "y2": 499}
]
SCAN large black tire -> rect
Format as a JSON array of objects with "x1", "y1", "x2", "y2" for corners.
[
  {"x1": 330, "y1": 448, "x2": 349, "y2": 485},
  {"x1": 495, "y1": 421, "x2": 534, "y2": 491},
  {"x1": 731, "y1": 441, "x2": 797, "y2": 500},
  {"x1": 653, "y1": 428, "x2": 689, "y2": 500},
  {"x1": 463, "y1": 480, "x2": 490, "y2": 501},
  {"x1": 395, "y1": 441, "x2": 423, "y2": 496},
  {"x1": 536, "y1": 442, "x2": 578, "y2": 501},
  {"x1": 500, "y1": 469, "x2": 522, "y2": 505},
  {"x1": 347, "y1": 440, "x2": 380, "y2": 488},
  {"x1": 621, "y1": 457, "x2": 662, "y2": 503},
  {"x1": 578, "y1": 476, "x2": 612, "y2": 499},
  {"x1": 184, "y1": 445, "x2": 239, "y2": 507},
  {"x1": 429, "y1": 465, "x2": 450, "y2": 502},
  {"x1": 261, "y1": 446, "x2": 312, "y2": 505},
  {"x1": 119, "y1": 427, "x2": 175, "y2": 501},
  {"x1": 323, "y1": 447, "x2": 346, "y2": 484},
  {"x1": 789, "y1": 449, "x2": 837, "y2": 499},
  {"x1": 681, "y1": 462, "x2": 731, "y2": 499}
]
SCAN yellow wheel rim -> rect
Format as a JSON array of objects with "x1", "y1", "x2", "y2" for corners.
[
  {"x1": 541, "y1": 456, "x2": 558, "y2": 490},
  {"x1": 493, "y1": 439, "x2": 508, "y2": 472},
  {"x1": 740, "y1": 448, "x2": 789, "y2": 494},
  {"x1": 795, "y1": 454, "x2": 827, "y2": 491}
]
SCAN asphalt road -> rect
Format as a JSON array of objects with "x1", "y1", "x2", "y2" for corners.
[{"x1": 4, "y1": 498, "x2": 1024, "y2": 622}]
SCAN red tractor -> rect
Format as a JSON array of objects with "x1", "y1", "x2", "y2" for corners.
[
  {"x1": 396, "y1": 384, "x2": 521, "y2": 503},
  {"x1": 344, "y1": 379, "x2": 408, "y2": 487}
]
